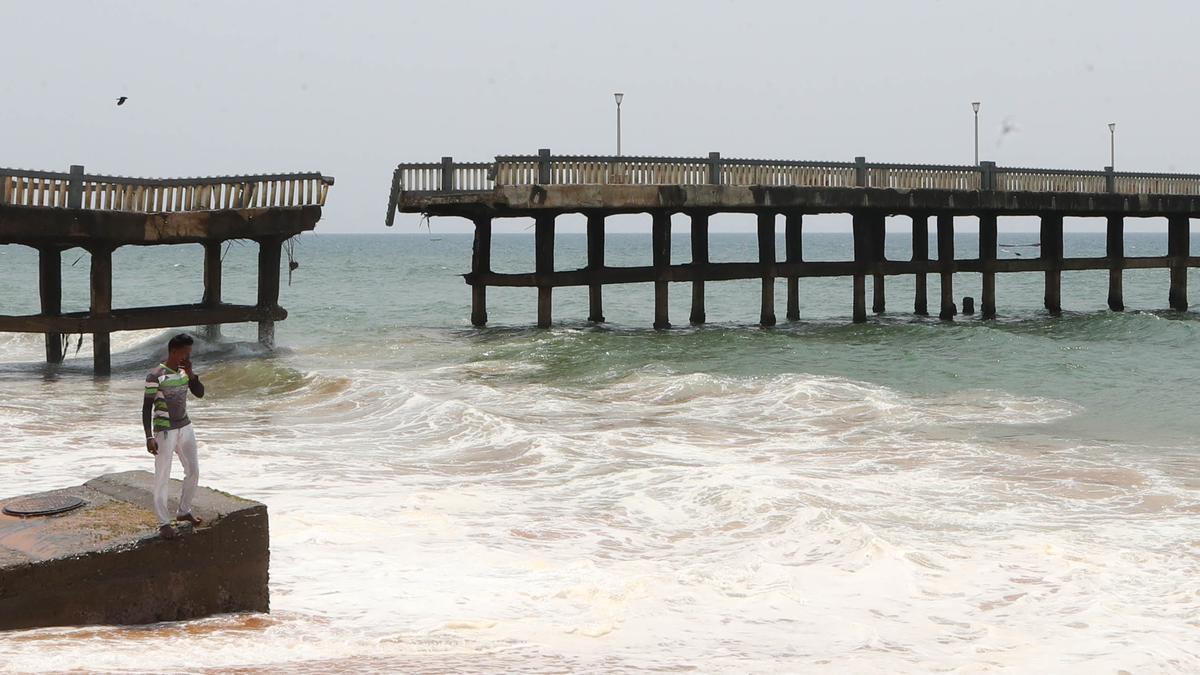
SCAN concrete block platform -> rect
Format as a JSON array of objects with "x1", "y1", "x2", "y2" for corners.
[{"x1": 0, "y1": 470, "x2": 269, "y2": 631}]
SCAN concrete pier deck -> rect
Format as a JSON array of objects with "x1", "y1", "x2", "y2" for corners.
[
  {"x1": 386, "y1": 150, "x2": 1200, "y2": 326},
  {"x1": 0, "y1": 165, "x2": 334, "y2": 374},
  {"x1": 0, "y1": 471, "x2": 269, "y2": 631}
]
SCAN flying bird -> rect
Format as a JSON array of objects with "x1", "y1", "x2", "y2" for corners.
[
  {"x1": 116, "y1": 96, "x2": 127, "y2": 106},
  {"x1": 995, "y1": 116, "x2": 1019, "y2": 147}
]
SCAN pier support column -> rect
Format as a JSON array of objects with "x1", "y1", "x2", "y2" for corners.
[
  {"x1": 757, "y1": 212, "x2": 776, "y2": 326},
  {"x1": 912, "y1": 214, "x2": 929, "y2": 315},
  {"x1": 89, "y1": 245, "x2": 113, "y2": 376},
  {"x1": 1041, "y1": 215, "x2": 1063, "y2": 315},
  {"x1": 256, "y1": 236, "x2": 283, "y2": 348},
  {"x1": 1107, "y1": 215, "x2": 1124, "y2": 311},
  {"x1": 470, "y1": 217, "x2": 492, "y2": 327},
  {"x1": 38, "y1": 247, "x2": 63, "y2": 364},
  {"x1": 586, "y1": 213, "x2": 605, "y2": 323},
  {"x1": 689, "y1": 213, "x2": 709, "y2": 325},
  {"x1": 851, "y1": 212, "x2": 869, "y2": 323},
  {"x1": 652, "y1": 211, "x2": 671, "y2": 329},
  {"x1": 785, "y1": 213, "x2": 802, "y2": 321},
  {"x1": 937, "y1": 215, "x2": 956, "y2": 320},
  {"x1": 872, "y1": 217, "x2": 886, "y2": 314},
  {"x1": 201, "y1": 241, "x2": 223, "y2": 340},
  {"x1": 535, "y1": 214, "x2": 555, "y2": 328},
  {"x1": 1168, "y1": 215, "x2": 1189, "y2": 311},
  {"x1": 979, "y1": 213, "x2": 997, "y2": 319},
  {"x1": 853, "y1": 276, "x2": 866, "y2": 323}
]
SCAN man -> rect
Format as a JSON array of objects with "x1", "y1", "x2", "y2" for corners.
[{"x1": 142, "y1": 333, "x2": 206, "y2": 539}]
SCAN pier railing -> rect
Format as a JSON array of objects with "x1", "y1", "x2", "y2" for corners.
[
  {"x1": 387, "y1": 149, "x2": 1200, "y2": 224},
  {"x1": 0, "y1": 165, "x2": 335, "y2": 213}
]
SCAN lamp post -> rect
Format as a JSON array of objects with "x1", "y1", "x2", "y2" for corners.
[
  {"x1": 1108, "y1": 122, "x2": 1116, "y2": 169},
  {"x1": 972, "y1": 101, "x2": 981, "y2": 165},
  {"x1": 614, "y1": 92, "x2": 624, "y2": 156}
]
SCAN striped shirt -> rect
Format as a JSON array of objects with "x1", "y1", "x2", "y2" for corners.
[{"x1": 143, "y1": 364, "x2": 194, "y2": 431}]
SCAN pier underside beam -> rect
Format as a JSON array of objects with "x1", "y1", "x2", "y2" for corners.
[
  {"x1": 0, "y1": 304, "x2": 286, "y2": 334},
  {"x1": 467, "y1": 254, "x2": 1197, "y2": 288}
]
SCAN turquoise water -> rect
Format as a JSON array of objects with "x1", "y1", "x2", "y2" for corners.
[{"x1": 1, "y1": 232, "x2": 1198, "y2": 673}]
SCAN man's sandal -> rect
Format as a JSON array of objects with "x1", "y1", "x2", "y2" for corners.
[{"x1": 177, "y1": 513, "x2": 204, "y2": 527}]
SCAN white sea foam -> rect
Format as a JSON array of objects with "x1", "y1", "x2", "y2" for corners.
[{"x1": 0, "y1": 343, "x2": 1198, "y2": 673}]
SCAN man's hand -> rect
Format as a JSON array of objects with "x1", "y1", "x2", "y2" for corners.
[
  {"x1": 181, "y1": 358, "x2": 194, "y2": 376},
  {"x1": 146, "y1": 437, "x2": 158, "y2": 455}
]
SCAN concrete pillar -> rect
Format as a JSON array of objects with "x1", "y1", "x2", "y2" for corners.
[
  {"x1": 689, "y1": 212, "x2": 709, "y2": 325},
  {"x1": 652, "y1": 211, "x2": 671, "y2": 329},
  {"x1": 537, "y1": 149, "x2": 552, "y2": 185},
  {"x1": 586, "y1": 213, "x2": 605, "y2": 323},
  {"x1": 853, "y1": 275, "x2": 866, "y2": 323},
  {"x1": 1168, "y1": 215, "x2": 1189, "y2": 311},
  {"x1": 201, "y1": 241, "x2": 223, "y2": 340},
  {"x1": 785, "y1": 212, "x2": 802, "y2": 321},
  {"x1": 757, "y1": 212, "x2": 776, "y2": 327},
  {"x1": 707, "y1": 152, "x2": 722, "y2": 185},
  {"x1": 67, "y1": 165, "x2": 84, "y2": 208},
  {"x1": 872, "y1": 217, "x2": 886, "y2": 314},
  {"x1": 440, "y1": 156, "x2": 455, "y2": 192},
  {"x1": 1041, "y1": 215, "x2": 1063, "y2": 315},
  {"x1": 912, "y1": 214, "x2": 929, "y2": 315},
  {"x1": 256, "y1": 237, "x2": 283, "y2": 348},
  {"x1": 470, "y1": 217, "x2": 491, "y2": 327},
  {"x1": 1107, "y1": 215, "x2": 1124, "y2": 311},
  {"x1": 979, "y1": 213, "x2": 997, "y2": 319},
  {"x1": 851, "y1": 212, "x2": 869, "y2": 323},
  {"x1": 38, "y1": 247, "x2": 63, "y2": 364},
  {"x1": 535, "y1": 214, "x2": 555, "y2": 328},
  {"x1": 89, "y1": 245, "x2": 113, "y2": 376},
  {"x1": 937, "y1": 214, "x2": 955, "y2": 320}
]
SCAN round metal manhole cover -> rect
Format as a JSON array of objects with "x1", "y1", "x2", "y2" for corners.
[{"x1": 3, "y1": 494, "x2": 86, "y2": 517}]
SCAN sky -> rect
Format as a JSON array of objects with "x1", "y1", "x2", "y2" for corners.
[{"x1": 2, "y1": 0, "x2": 1198, "y2": 233}]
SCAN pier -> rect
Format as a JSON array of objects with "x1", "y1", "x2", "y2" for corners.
[
  {"x1": 386, "y1": 150, "x2": 1199, "y2": 327},
  {"x1": 0, "y1": 165, "x2": 334, "y2": 374}
]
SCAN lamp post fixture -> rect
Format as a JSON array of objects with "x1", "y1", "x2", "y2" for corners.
[
  {"x1": 972, "y1": 101, "x2": 981, "y2": 165},
  {"x1": 1108, "y1": 122, "x2": 1116, "y2": 169},
  {"x1": 614, "y1": 93, "x2": 624, "y2": 156}
]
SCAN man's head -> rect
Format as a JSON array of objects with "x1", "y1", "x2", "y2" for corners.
[{"x1": 167, "y1": 333, "x2": 194, "y2": 363}]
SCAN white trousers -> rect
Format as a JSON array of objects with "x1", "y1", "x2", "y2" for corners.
[{"x1": 153, "y1": 424, "x2": 199, "y2": 526}]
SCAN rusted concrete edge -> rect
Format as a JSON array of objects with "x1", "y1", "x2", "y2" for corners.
[{"x1": 397, "y1": 184, "x2": 1200, "y2": 218}]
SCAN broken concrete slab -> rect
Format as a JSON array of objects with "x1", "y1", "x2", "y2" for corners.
[{"x1": 0, "y1": 470, "x2": 269, "y2": 631}]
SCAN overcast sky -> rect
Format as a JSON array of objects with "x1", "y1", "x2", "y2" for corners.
[{"x1": 3, "y1": 0, "x2": 1197, "y2": 233}]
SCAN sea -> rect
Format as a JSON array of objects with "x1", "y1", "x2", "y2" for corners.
[{"x1": 0, "y1": 230, "x2": 1198, "y2": 674}]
